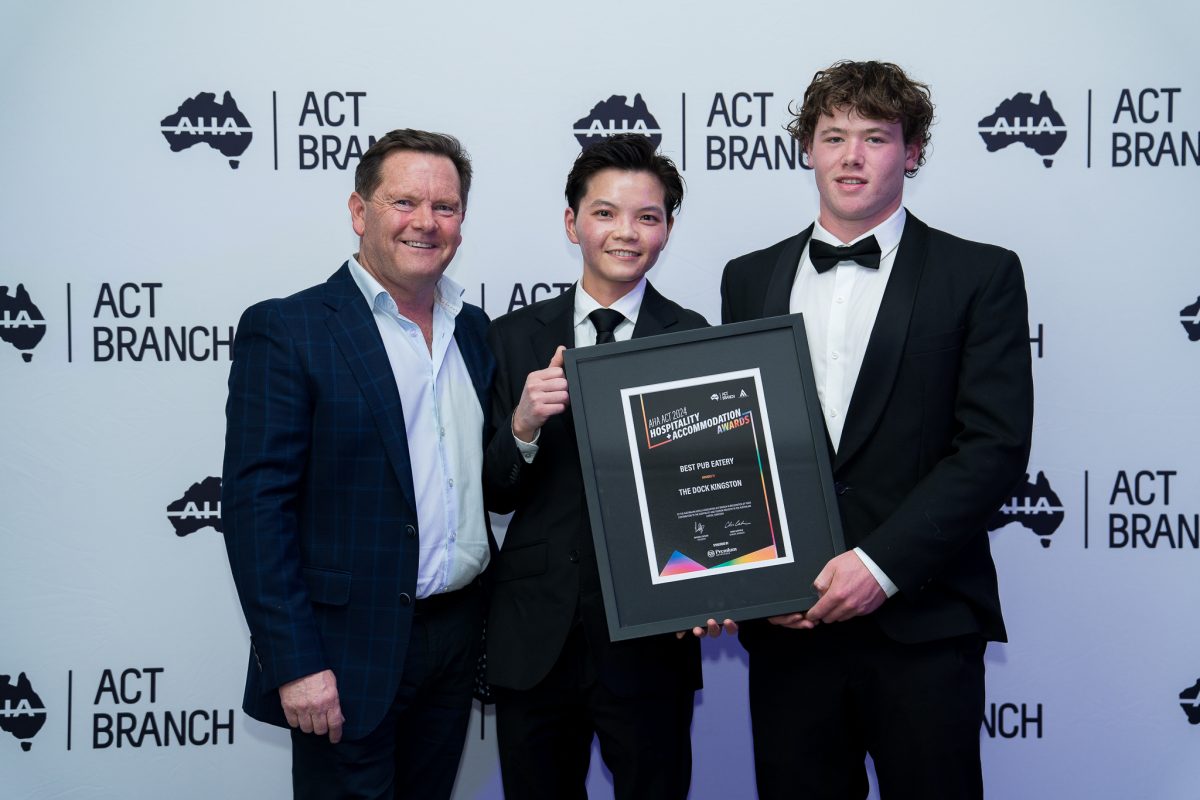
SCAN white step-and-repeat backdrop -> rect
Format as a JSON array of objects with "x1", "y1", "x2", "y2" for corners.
[{"x1": 3, "y1": 1, "x2": 1198, "y2": 797}]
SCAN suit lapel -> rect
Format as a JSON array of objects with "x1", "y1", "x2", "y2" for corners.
[
  {"x1": 763, "y1": 226, "x2": 813, "y2": 317},
  {"x1": 834, "y1": 214, "x2": 930, "y2": 470},
  {"x1": 453, "y1": 312, "x2": 493, "y2": 416},
  {"x1": 631, "y1": 281, "x2": 677, "y2": 337},
  {"x1": 531, "y1": 285, "x2": 577, "y2": 361},
  {"x1": 322, "y1": 263, "x2": 418, "y2": 514}
]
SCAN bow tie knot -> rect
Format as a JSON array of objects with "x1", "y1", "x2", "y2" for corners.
[{"x1": 809, "y1": 236, "x2": 882, "y2": 273}]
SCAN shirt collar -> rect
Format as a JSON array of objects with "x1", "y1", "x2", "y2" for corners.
[
  {"x1": 573, "y1": 277, "x2": 647, "y2": 329},
  {"x1": 811, "y1": 206, "x2": 906, "y2": 261},
  {"x1": 347, "y1": 254, "x2": 465, "y2": 319}
]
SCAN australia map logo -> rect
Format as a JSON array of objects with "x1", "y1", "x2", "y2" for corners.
[
  {"x1": 167, "y1": 477, "x2": 223, "y2": 536},
  {"x1": 1180, "y1": 296, "x2": 1200, "y2": 341},
  {"x1": 988, "y1": 471, "x2": 1065, "y2": 547},
  {"x1": 160, "y1": 91, "x2": 253, "y2": 169},
  {"x1": 0, "y1": 284, "x2": 46, "y2": 363},
  {"x1": 978, "y1": 91, "x2": 1067, "y2": 168},
  {"x1": 0, "y1": 673, "x2": 47, "y2": 752},
  {"x1": 573, "y1": 94, "x2": 662, "y2": 149},
  {"x1": 1181, "y1": 678, "x2": 1200, "y2": 724}
]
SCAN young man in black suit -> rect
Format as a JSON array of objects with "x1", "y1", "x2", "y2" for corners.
[
  {"x1": 483, "y1": 134, "x2": 708, "y2": 800},
  {"x1": 721, "y1": 61, "x2": 1034, "y2": 799}
]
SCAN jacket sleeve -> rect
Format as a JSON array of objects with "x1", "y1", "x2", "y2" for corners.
[
  {"x1": 858, "y1": 249, "x2": 1034, "y2": 592},
  {"x1": 221, "y1": 302, "x2": 327, "y2": 693}
]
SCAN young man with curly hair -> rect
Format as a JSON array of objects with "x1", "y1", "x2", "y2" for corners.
[{"x1": 722, "y1": 61, "x2": 1034, "y2": 799}]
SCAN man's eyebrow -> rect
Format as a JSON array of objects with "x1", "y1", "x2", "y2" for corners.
[
  {"x1": 817, "y1": 125, "x2": 891, "y2": 136},
  {"x1": 585, "y1": 198, "x2": 665, "y2": 214}
]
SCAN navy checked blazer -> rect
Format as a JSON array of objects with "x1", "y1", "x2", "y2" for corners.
[{"x1": 221, "y1": 262, "x2": 495, "y2": 740}]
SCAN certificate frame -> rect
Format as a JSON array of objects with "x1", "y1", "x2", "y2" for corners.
[{"x1": 564, "y1": 314, "x2": 845, "y2": 641}]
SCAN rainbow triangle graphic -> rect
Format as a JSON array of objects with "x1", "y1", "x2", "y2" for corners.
[
  {"x1": 660, "y1": 544, "x2": 780, "y2": 577},
  {"x1": 660, "y1": 551, "x2": 708, "y2": 576}
]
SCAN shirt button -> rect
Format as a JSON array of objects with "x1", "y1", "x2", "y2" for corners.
[
  {"x1": 439, "y1": 427, "x2": 446, "y2": 437},
  {"x1": 830, "y1": 409, "x2": 839, "y2": 418},
  {"x1": 448, "y1": 478, "x2": 455, "y2": 488},
  {"x1": 831, "y1": 351, "x2": 839, "y2": 360},
  {"x1": 835, "y1": 296, "x2": 845, "y2": 304}
]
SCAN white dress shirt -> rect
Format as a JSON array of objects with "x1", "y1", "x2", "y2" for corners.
[
  {"x1": 348, "y1": 256, "x2": 489, "y2": 598},
  {"x1": 790, "y1": 208, "x2": 907, "y2": 597}
]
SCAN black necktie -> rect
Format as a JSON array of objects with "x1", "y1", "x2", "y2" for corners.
[
  {"x1": 809, "y1": 235, "x2": 882, "y2": 273},
  {"x1": 588, "y1": 308, "x2": 625, "y2": 344}
]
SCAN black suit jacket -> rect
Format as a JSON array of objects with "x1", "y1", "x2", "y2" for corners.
[
  {"x1": 721, "y1": 213, "x2": 1033, "y2": 645},
  {"x1": 222, "y1": 263, "x2": 494, "y2": 740},
  {"x1": 484, "y1": 282, "x2": 707, "y2": 694}
]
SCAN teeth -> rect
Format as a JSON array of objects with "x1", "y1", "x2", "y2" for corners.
[
  {"x1": 404, "y1": 241, "x2": 435, "y2": 249},
  {"x1": 839, "y1": 179, "x2": 865, "y2": 184},
  {"x1": 609, "y1": 250, "x2": 639, "y2": 257}
]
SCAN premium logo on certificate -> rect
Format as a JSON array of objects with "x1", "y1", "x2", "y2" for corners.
[{"x1": 621, "y1": 368, "x2": 793, "y2": 584}]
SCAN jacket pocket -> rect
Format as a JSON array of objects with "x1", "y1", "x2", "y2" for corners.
[
  {"x1": 904, "y1": 327, "x2": 964, "y2": 356},
  {"x1": 494, "y1": 540, "x2": 548, "y2": 582},
  {"x1": 301, "y1": 566, "x2": 351, "y2": 606}
]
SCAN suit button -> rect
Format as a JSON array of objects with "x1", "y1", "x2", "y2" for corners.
[
  {"x1": 834, "y1": 482, "x2": 850, "y2": 495},
  {"x1": 399, "y1": 593, "x2": 412, "y2": 606},
  {"x1": 405, "y1": 524, "x2": 417, "y2": 539},
  {"x1": 568, "y1": 549, "x2": 580, "y2": 563}
]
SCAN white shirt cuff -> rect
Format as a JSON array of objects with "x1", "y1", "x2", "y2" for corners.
[
  {"x1": 854, "y1": 547, "x2": 898, "y2": 598},
  {"x1": 513, "y1": 427, "x2": 540, "y2": 464}
]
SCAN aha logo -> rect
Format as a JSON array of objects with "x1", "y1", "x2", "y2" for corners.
[
  {"x1": 977, "y1": 91, "x2": 1068, "y2": 168},
  {"x1": 0, "y1": 673, "x2": 47, "y2": 752},
  {"x1": 1180, "y1": 296, "x2": 1200, "y2": 341},
  {"x1": 0, "y1": 284, "x2": 46, "y2": 363},
  {"x1": 1180, "y1": 678, "x2": 1200, "y2": 724},
  {"x1": 167, "y1": 477, "x2": 223, "y2": 536},
  {"x1": 160, "y1": 91, "x2": 253, "y2": 169},
  {"x1": 573, "y1": 94, "x2": 663, "y2": 149},
  {"x1": 988, "y1": 471, "x2": 1065, "y2": 547}
]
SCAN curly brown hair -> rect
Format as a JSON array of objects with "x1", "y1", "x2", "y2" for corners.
[{"x1": 787, "y1": 61, "x2": 934, "y2": 177}]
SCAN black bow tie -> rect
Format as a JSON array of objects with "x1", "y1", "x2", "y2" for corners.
[{"x1": 809, "y1": 236, "x2": 882, "y2": 273}]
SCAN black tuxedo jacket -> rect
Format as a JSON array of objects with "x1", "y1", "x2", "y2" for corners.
[
  {"x1": 721, "y1": 213, "x2": 1033, "y2": 645},
  {"x1": 484, "y1": 282, "x2": 707, "y2": 694}
]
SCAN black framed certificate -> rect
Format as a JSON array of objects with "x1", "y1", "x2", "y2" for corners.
[{"x1": 564, "y1": 315, "x2": 845, "y2": 641}]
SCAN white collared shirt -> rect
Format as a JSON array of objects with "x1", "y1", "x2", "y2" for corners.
[
  {"x1": 789, "y1": 208, "x2": 907, "y2": 597},
  {"x1": 572, "y1": 278, "x2": 646, "y2": 346},
  {"x1": 348, "y1": 256, "x2": 489, "y2": 598},
  {"x1": 790, "y1": 206, "x2": 906, "y2": 451}
]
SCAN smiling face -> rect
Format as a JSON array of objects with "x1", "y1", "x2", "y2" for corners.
[
  {"x1": 806, "y1": 107, "x2": 920, "y2": 242},
  {"x1": 565, "y1": 168, "x2": 673, "y2": 307},
  {"x1": 348, "y1": 149, "x2": 464, "y2": 305}
]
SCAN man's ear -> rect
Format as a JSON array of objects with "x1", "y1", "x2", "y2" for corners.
[
  {"x1": 905, "y1": 142, "x2": 920, "y2": 173},
  {"x1": 348, "y1": 192, "x2": 367, "y2": 237},
  {"x1": 564, "y1": 206, "x2": 580, "y2": 245}
]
